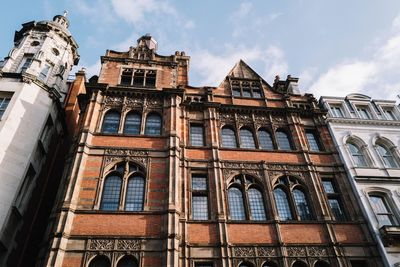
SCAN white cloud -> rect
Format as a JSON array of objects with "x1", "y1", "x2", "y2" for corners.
[
  {"x1": 232, "y1": 2, "x2": 253, "y2": 18},
  {"x1": 308, "y1": 13, "x2": 400, "y2": 100},
  {"x1": 191, "y1": 44, "x2": 288, "y2": 86}
]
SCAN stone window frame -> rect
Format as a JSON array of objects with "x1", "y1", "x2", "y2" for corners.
[
  {"x1": 324, "y1": 100, "x2": 351, "y2": 118},
  {"x1": 190, "y1": 172, "x2": 210, "y2": 220},
  {"x1": 275, "y1": 128, "x2": 295, "y2": 151},
  {"x1": 119, "y1": 67, "x2": 157, "y2": 87},
  {"x1": 229, "y1": 78, "x2": 264, "y2": 99},
  {"x1": 272, "y1": 175, "x2": 314, "y2": 221},
  {"x1": 355, "y1": 104, "x2": 374, "y2": 120},
  {"x1": 365, "y1": 187, "x2": 400, "y2": 228},
  {"x1": 320, "y1": 177, "x2": 347, "y2": 222},
  {"x1": 95, "y1": 160, "x2": 147, "y2": 212},
  {"x1": 226, "y1": 173, "x2": 268, "y2": 221},
  {"x1": 344, "y1": 135, "x2": 374, "y2": 168},
  {"x1": 99, "y1": 107, "x2": 163, "y2": 136},
  {"x1": 0, "y1": 91, "x2": 13, "y2": 120},
  {"x1": 189, "y1": 122, "x2": 206, "y2": 147},
  {"x1": 372, "y1": 136, "x2": 400, "y2": 169},
  {"x1": 304, "y1": 128, "x2": 324, "y2": 152}
]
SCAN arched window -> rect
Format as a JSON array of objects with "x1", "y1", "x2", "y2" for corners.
[
  {"x1": 125, "y1": 176, "x2": 145, "y2": 211},
  {"x1": 117, "y1": 256, "x2": 138, "y2": 267},
  {"x1": 292, "y1": 261, "x2": 308, "y2": 267},
  {"x1": 273, "y1": 176, "x2": 313, "y2": 221},
  {"x1": 274, "y1": 188, "x2": 293, "y2": 220},
  {"x1": 258, "y1": 129, "x2": 274, "y2": 150},
  {"x1": 228, "y1": 175, "x2": 267, "y2": 221},
  {"x1": 262, "y1": 261, "x2": 278, "y2": 267},
  {"x1": 102, "y1": 110, "x2": 120, "y2": 133},
  {"x1": 124, "y1": 112, "x2": 141, "y2": 134},
  {"x1": 293, "y1": 188, "x2": 312, "y2": 220},
  {"x1": 228, "y1": 187, "x2": 246, "y2": 220},
  {"x1": 248, "y1": 188, "x2": 267, "y2": 220},
  {"x1": 240, "y1": 128, "x2": 256, "y2": 149},
  {"x1": 145, "y1": 113, "x2": 161, "y2": 135},
  {"x1": 314, "y1": 261, "x2": 330, "y2": 267},
  {"x1": 100, "y1": 175, "x2": 122, "y2": 211},
  {"x1": 221, "y1": 127, "x2": 237, "y2": 148},
  {"x1": 369, "y1": 194, "x2": 397, "y2": 226},
  {"x1": 239, "y1": 262, "x2": 254, "y2": 267},
  {"x1": 89, "y1": 255, "x2": 111, "y2": 267},
  {"x1": 376, "y1": 143, "x2": 398, "y2": 168},
  {"x1": 347, "y1": 142, "x2": 367, "y2": 167},
  {"x1": 276, "y1": 130, "x2": 293, "y2": 150}
]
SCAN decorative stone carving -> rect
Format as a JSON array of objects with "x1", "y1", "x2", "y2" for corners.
[
  {"x1": 223, "y1": 162, "x2": 263, "y2": 179},
  {"x1": 117, "y1": 239, "x2": 141, "y2": 250},
  {"x1": 219, "y1": 113, "x2": 235, "y2": 124},
  {"x1": 105, "y1": 149, "x2": 148, "y2": 167},
  {"x1": 257, "y1": 247, "x2": 277, "y2": 257},
  {"x1": 89, "y1": 239, "x2": 115, "y2": 250},
  {"x1": 287, "y1": 246, "x2": 307, "y2": 257},
  {"x1": 237, "y1": 114, "x2": 252, "y2": 126},
  {"x1": 254, "y1": 115, "x2": 271, "y2": 127},
  {"x1": 233, "y1": 247, "x2": 256, "y2": 257},
  {"x1": 272, "y1": 116, "x2": 285, "y2": 124},
  {"x1": 104, "y1": 96, "x2": 123, "y2": 108},
  {"x1": 124, "y1": 97, "x2": 143, "y2": 109},
  {"x1": 307, "y1": 246, "x2": 327, "y2": 257}
]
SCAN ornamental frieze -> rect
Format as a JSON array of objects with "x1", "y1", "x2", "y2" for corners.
[
  {"x1": 88, "y1": 239, "x2": 114, "y2": 250},
  {"x1": 116, "y1": 240, "x2": 141, "y2": 250},
  {"x1": 104, "y1": 96, "x2": 123, "y2": 108},
  {"x1": 87, "y1": 238, "x2": 142, "y2": 251},
  {"x1": 219, "y1": 113, "x2": 235, "y2": 124},
  {"x1": 257, "y1": 247, "x2": 277, "y2": 257},
  {"x1": 104, "y1": 149, "x2": 148, "y2": 168},
  {"x1": 286, "y1": 246, "x2": 307, "y2": 257},
  {"x1": 233, "y1": 247, "x2": 256, "y2": 257},
  {"x1": 307, "y1": 246, "x2": 328, "y2": 257},
  {"x1": 222, "y1": 162, "x2": 264, "y2": 179},
  {"x1": 233, "y1": 246, "x2": 277, "y2": 258}
]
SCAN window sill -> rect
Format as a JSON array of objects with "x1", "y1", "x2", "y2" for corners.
[
  {"x1": 94, "y1": 132, "x2": 164, "y2": 138},
  {"x1": 186, "y1": 146, "x2": 211, "y2": 149},
  {"x1": 219, "y1": 147, "x2": 297, "y2": 152},
  {"x1": 74, "y1": 209, "x2": 166, "y2": 215}
]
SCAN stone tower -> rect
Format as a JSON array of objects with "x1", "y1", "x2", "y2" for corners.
[{"x1": 0, "y1": 12, "x2": 79, "y2": 267}]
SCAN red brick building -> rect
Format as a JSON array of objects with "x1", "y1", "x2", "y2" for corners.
[{"x1": 42, "y1": 35, "x2": 383, "y2": 267}]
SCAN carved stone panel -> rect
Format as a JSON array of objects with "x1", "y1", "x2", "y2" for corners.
[
  {"x1": 257, "y1": 247, "x2": 277, "y2": 257},
  {"x1": 89, "y1": 239, "x2": 115, "y2": 250},
  {"x1": 307, "y1": 246, "x2": 328, "y2": 257},
  {"x1": 287, "y1": 246, "x2": 307, "y2": 257},
  {"x1": 104, "y1": 96, "x2": 123, "y2": 109},
  {"x1": 117, "y1": 239, "x2": 141, "y2": 251},
  {"x1": 233, "y1": 247, "x2": 256, "y2": 257},
  {"x1": 104, "y1": 149, "x2": 148, "y2": 168}
]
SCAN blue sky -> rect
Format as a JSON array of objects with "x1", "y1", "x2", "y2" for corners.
[{"x1": 1, "y1": 0, "x2": 400, "y2": 100}]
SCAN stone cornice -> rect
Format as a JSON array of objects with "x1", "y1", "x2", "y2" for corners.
[
  {"x1": 327, "y1": 117, "x2": 400, "y2": 127},
  {"x1": 100, "y1": 56, "x2": 179, "y2": 68}
]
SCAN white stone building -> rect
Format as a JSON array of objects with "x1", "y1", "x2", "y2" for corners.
[
  {"x1": 320, "y1": 93, "x2": 400, "y2": 267},
  {"x1": 0, "y1": 13, "x2": 79, "y2": 266}
]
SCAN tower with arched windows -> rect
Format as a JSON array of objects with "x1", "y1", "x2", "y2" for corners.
[
  {"x1": 42, "y1": 38, "x2": 383, "y2": 267},
  {"x1": 320, "y1": 93, "x2": 400, "y2": 266},
  {"x1": 0, "y1": 12, "x2": 79, "y2": 266}
]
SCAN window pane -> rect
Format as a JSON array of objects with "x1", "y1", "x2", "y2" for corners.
[
  {"x1": 322, "y1": 180, "x2": 335, "y2": 193},
  {"x1": 89, "y1": 256, "x2": 111, "y2": 267},
  {"x1": 192, "y1": 176, "x2": 207, "y2": 191},
  {"x1": 124, "y1": 112, "x2": 141, "y2": 134},
  {"x1": 195, "y1": 264, "x2": 213, "y2": 267},
  {"x1": 370, "y1": 195, "x2": 394, "y2": 226},
  {"x1": 100, "y1": 175, "x2": 122, "y2": 211},
  {"x1": 274, "y1": 188, "x2": 292, "y2": 220},
  {"x1": 376, "y1": 144, "x2": 398, "y2": 168},
  {"x1": 102, "y1": 111, "x2": 120, "y2": 133},
  {"x1": 0, "y1": 97, "x2": 11, "y2": 119},
  {"x1": 146, "y1": 70, "x2": 156, "y2": 87},
  {"x1": 120, "y1": 68, "x2": 133, "y2": 85},
  {"x1": 125, "y1": 176, "x2": 144, "y2": 211},
  {"x1": 306, "y1": 131, "x2": 322, "y2": 151},
  {"x1": 383, "y1": 109, "x2": 396, "y2": 120},
  {"x1": 232, "y1": 85, "x2": 241, "y2": 96},
  {"x1": 39, "y1": 64, "x2": 51, "y2": 80},
  {"x1": 330, "y1": 106, "x2": 344, "y2": 117},
  {"x1": 145, "y1": 113, "x2": 161, "y2": 135},
  {"x1": 117, "y1": 256, "x2": 138, "y2": 267},
  {"x1": 328, "y1": 198, "x2": 346, "y2": 221},
  {"x1": 357, "y1": 107, "x2": 371, "y2": 119},
  {"x1": 248, "y1": 188, "x2": 266, "y2": 220},
  {"x1": 276, "y1": 131, "x2": 292, "y2": 150},
  {"x1": 133, "y1": 69, "x2": 145, "y2": 86},
  {"x1": 293, "y1": 189, "x2": 312, "y2": 220},
  {"x1": 221, "y1": 127, "x2": 237, "y2": 148},
  {"x1": 190, "y1": 124, "x2": 205, "y2": 146},
  {"x1": 192, "y1": 196, "x2": 208, "y2": 220},
  {"x1": 258, "y1": 130, "x2": 274, "y2": 149},
  {"x1": 348, "y1": 143, "x2": 367, "y2": 167},
  {"x1": 228, "y1": 187, "x2": 246, "y2": 220},
  {"x1": 242, "y1": 82, "x2": 251, "y2": 97},
  {"x1": 240, "y1": 128, "x2": 256, "y2": 149}
]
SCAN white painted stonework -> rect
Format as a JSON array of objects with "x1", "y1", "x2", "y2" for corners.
[
  {"x1": 320, "y1": 93, "x2": 400, "y2": 267},
  {"x1": 0, "y1": 13, "x2": 79, "y2": 257}
]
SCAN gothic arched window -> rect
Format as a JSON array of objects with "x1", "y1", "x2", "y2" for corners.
[
  {"x1": 273, "y1": 176, "x2": 313, "y2": 221},
  {"x1": 125, "y1": 176, "x2": 145, "y2": 211},
  {"x1": 347, "y1": 142, "x2": 367, "y2": 167},
  {"x1": 221, "y1": 126, "x2": 237, "y2": 148},
  {"x1": 124, "y1": 112, "x2": 141, "y2": 134},
  {"x1": 116, "y1": 256, "x2": 139, "y2": 267},
  {"x1": 376, "y1": 142, "x2": 398, "y2": 168},
  {"x1": 314, "y1": 261, "x2": 330, "y2": 267},
  {"x1": 102, "y1": 110, "x2": 121, "y2": 133},
  {"x1": 145, "y1": 113, "x2": 162, "y2": 135},
  {"x1": 262, "y1": 261, "x2": 278, "y2": 267},
  {"x1": 276, "y1": 129, "x2": 293, "y2": 150},
  {"x1": 292, "y1": 261, "x2": 308, "y2": 267},
  {"x1": 240, "y1": 127, "x2": 256, "y2": 149},
  {"x1": 239, "y1": 262, "x2": 254, "y2": 267},
  {"x1": 100, "y1": 175, "x2": 122, "y2": 211},
  {"x1": 258, "y1": 129, "x2": 274, "y2": 150},
  {"x1": 89, "y1": 255, "x2": 111, "y2": 267},
  {"x1": 227, "y1": 174, "x2": 267, "y2": 221}
]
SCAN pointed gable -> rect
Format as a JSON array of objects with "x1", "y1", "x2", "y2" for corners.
[{"x1": 227, "y1": 59, "x2": 264, "y2": 81}]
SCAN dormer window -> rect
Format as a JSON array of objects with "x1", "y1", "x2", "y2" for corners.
[
  {"x1": 229, "y1": 79, "x2": 263, "y2": 98},
  {"x1": 356, "y1": 106, "x2": 372, "y2": 119},
  {"x1": 120, "y1": 68, "x2": 157, "y2": 87},
  {"x1": 330, "y1": 105, "x2": 344, "y2": 117},
  {"x1": 382, "y1": 108, "x2": 397, "y2": 120}
]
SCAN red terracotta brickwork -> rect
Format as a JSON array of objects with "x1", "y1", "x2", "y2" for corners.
[
  {"x1": 187, "y1": 223, "x2": 218, "y2": 244},
  {"x1": 280, "y1": 224, "x2": 328, "y2": 243},
  {"x1": 227, "y1": 224, "x2": 277, "y2": 244}
]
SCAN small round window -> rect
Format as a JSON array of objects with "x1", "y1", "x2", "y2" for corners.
[
  {"x1": 52, "y1": 48, "x2": 60, "y2": 56},
  {"x1": 31, "y1": 41, "x2": 40, "y2": 46}
]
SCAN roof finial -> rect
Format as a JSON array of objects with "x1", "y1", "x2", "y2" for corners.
[{"x1": 63, "y1": 10, "x2": 68, "y2": 17}]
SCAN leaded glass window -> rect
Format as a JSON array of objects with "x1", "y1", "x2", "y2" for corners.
[
  {"x1": 221, "y1": 127, "x2": 237, "y2": 148},
  {"x1": 322, "y1": 179, "x2": 346, "y2": 221},
  {"x1": 102, "y1": 110, "x2": 120, "y2": 133},
  {"x1": 0, "y1": 97, "x2": 11, "y2": 119},
  {"x1": 192, "y1": 175, "x2": 209, "y2": 220},
  {"x1": 125, "y1": 176, "x2": 145, "y2": 211},
  {"x1": 258, "y1": 129, "x2": 274, "y2": 150},
  {"x1": 228, "y1": 187, "x2": 246, "y2": 220},
  {"x1": 274, "y1": 188, "x2": 292, "y2": 220},
  {"x1": 376, "y1": 144, "x2": 398, "y2": 168},
  {"x1": 124, "y1": 112, "x2": 141, "y2": 134},
  {"x1": 328, "y1": 199, "x2": 346, "y2": 221},
  {"x1": 276, "y1": 130, "x2": 292, "y2": 150},
  {"x1": 100, "y1": 175, "x2": 122, "y2": 211},
  {"x1": 306, "y1": 130, "x2": 323, "y2": 151},
  {"x1": 145, "y1": 113, "x2": 161, "y2": 135},
  {"x1": 348, "y1": 143, "x2": 367, "y2": 167},
  {"x1": 190, "y1": 124, "x2": 205, "y2": 146},
  {"x1": 293, "y1": 189, "x2": 312, "y2": 220},
  {"x1": 369, "y1": 195, "x2": 396, "y2": 226},
  {"x1": 248, "y1": 188, "x2": 266, "y2": 220},
  {"x1": 240, "y1": 128, "x2": 256, "y2": 149}
]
